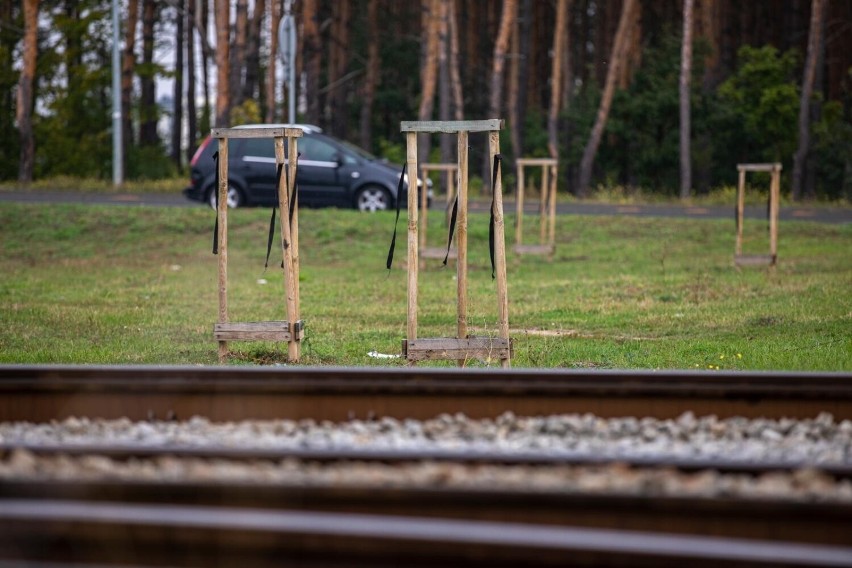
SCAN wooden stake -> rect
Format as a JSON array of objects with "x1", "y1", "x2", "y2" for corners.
[
  {"x1": 736, "y1": 166, "x2": 745, "y2": 257},
  {"x1": 217, "y1": 137, "x2": 229, "y2": 363},
  {"x1": 274, "y1": 135, "x2": 299, "y2": 362},
  {"x1": 770, "y1": 165, "x2": 779, "y2": 265},
  {"x1": 406, "y1": 132, "x2": 419, "y2": 347},
  {"x1": 446, "y1": 168, "x2": 455, "y2": 226},
  {"x1": 540, "y1": 164, "x2": 549, "y2": 244},
  {"x1": 456, "y1": 130, "x2": 469, "y2": 367},
  {"x1": 548, "y1": 163, "x2": 557, "y2": 248},
  {"x1": 419, "y1": 164, "x2": 427, "y2": 256},
  {"x1": 289, "y1": 135, "x2": 301, "y2": 359},
  {"x1": 515, "y1": 159, "x2": 525, "y2": 247},
  {"x1": 490, "y1": 131, "x2": 510, "y2": 368}
]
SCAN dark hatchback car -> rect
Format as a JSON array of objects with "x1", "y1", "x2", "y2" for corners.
[{"x1": 184, "y1": 124, "x2": 430, "y2": 211}]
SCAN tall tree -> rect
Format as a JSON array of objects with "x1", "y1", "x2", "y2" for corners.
[
  {"x1": 360, "y1": 0, "x2": 381, "y2": 149},
  {"x1": 679, "y1": 0, "x2": 694, "y2": 198},
  {"x1": 327, "y1": 0, "x2": 352, "y2": 137},
  {"x1": 447, "y1": 0, "x2": 464, "y2": 121},
  {"x1": 230, "y1": 0, "x2": 248, "y2": 108},
  {"x1": 302, "y1": 0, "x2": 321, "y2": 125},
  {"x1": 484, "y1": 0, "x2": 517, "y2": 190},
  {"x1": 548, "y1": 0, "x2": 569, "y2": 160},
  {"x1": 791, "y1": 0, "x2": 825, "y2": 201},
  {"x1": 242, "y1": 0, "x2": 265, "y2": 103},
  {"x1": 577, "y1": 0, "x2": 637, "y2": 196},
  {"x1": 214, "y1": 0, "x2": 230, "y2": 127},
  {"x1": 266, "y1": 0, "x2": 280, "y2": 123},
  {"x1": 199, "y1": 0, "x2": 212, "y2": 133},
  {"x1": 417, "y1": 0, "x2": 441, "y2": 165},
  {"x1": 121, "y1": 0, "x2": 139, "y2": 153},
  {"x1": 139, "y1": 0, "x2": 160, "y2": 146},
  {"x1": 185, "y1": 0, "x2": 197, "y2": 160},
  {"x1": 171, "y1": 0, "x2": 184, "y2": 168},
  {"x1": 17, "y1": 0, "x2": 38, "y2": 183}
]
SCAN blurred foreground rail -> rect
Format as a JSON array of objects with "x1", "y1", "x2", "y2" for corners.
[{"x1": 1, "y1": 364, "x2": 851, "y2": 422}]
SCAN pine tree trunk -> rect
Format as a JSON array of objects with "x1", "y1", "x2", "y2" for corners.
[
  {"x1": 230, "y1": 0, "x2": 248, "y2": 109},
  {"x1": 507, "y1": 9, "x2": 521, "y2": 161},
  {"x1": 328, "y1": 0, "x2": 352, "y2": 138},
  {"x1": 266, "y1": 0, "x2": 279, "y2": 123},
  {"x1": 438, "y1": 0, "x2": 453, "y2": 164},
  {"x1": 679, "y1": 0, "x2": 693, "y2": 199},
  {"x1": 576, "y1": 0, "x2": 637, "y2": 197},
  {"x1": 215, "y1": 0, "x2": 230, "y2": 127},
  {"x1": 121, "y1": 0, "x2": 139, "y2": 154},
  {"x1": 139, "y1": 0, "x2": 159, "y2": 146},
  {"x1": 200, "y1": 0, "x2": 211, "y2": 133},
  {"x1": 360, "y1": 0, "x2": 381, "y2": 149},
  {"x1": 242, "y1": 0, "x2": 264, "y2": 103},
  {"x1": 547, "y1": 0, "x2": 568, "y2": 160},
  {"x1": 17, "y1": 0, "x2": 38, "y2": 183},
  {"x1": 418, "y1": 0, "x2": 441, "y2": 166},
  {"x1": 447, "y1": 0, "x2": 464, "y2": 121},
  {"x1": 186, "y1": 0, "x2": 197, "y2": 161},
  {"x1": 483, "y1": 0, "x2": 517, "y2": 192},
  {"x1": 791, "y1": 0, "x2": 825, "y2": 201},
  {"x1": 171, "y1": 0, "x2": 184, "y2": 168},
  {"x1": 302, "y1": 0, "x2": 321, "y2": 125}
]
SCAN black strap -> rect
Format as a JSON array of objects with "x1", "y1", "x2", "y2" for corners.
[
  {"x1": 264, "y1": 162, "x2": 285, "y2": 270},
  {"x1": 386, "y1": 163, "x2": 406, "y2": 270},
  {"x1": 443, "y1": 196, "x2": 459, "y2": 266},
  {"x1": 212, "y1": 150, "x2": 219, "y2": 254},
  {"x1": 489, "y1": 154, "x2": 502, "y2": 279},
  {"x1": 288, "y1": 153, "x2": 301, "y2": 223}
]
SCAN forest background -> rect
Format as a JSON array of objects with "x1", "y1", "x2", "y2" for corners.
[{"x1": 4, "y1": 0, "x2": 851, "y2": 201}]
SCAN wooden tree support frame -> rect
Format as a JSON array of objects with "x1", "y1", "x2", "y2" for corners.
[
  {"x1": 400, "y1": 119, "x2": 511, "y2": 368},
  {"x1": 419, "y1": 163, "x2": 458, "y2": 261},
  {"x1": 514, "y1": 158, "x2": 557, "y2": 256},
  {"x1": 735, "y1": 163, "x2": 781, "y2": 267},
  {"x1": 211, "y1": 126, "x2": 304, "y2": 363}
]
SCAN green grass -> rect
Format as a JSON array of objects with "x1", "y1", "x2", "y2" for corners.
[{"x1": 0, "y1": 202, "x2": 849, "y2": 370}]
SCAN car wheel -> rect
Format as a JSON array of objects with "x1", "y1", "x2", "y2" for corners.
[
  {"x1": 355, "y1": 186, "x2": 392, "y2": 212},
  {"x1": 207, "y1": 184, "x2": 245, "y2": 209}
]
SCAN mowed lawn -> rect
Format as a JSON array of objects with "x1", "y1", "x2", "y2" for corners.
[{"x1": 0, "y1": 202, "x2": 849, "y2": 370}]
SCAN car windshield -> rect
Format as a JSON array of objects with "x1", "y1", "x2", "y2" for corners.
[{"x1": 338, "y1": 139, "x2": 377, "y2": 161}]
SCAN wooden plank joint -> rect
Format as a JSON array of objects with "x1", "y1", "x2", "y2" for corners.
[{"x1": 214, "y1": 320, "x2": 305, "y2": 342}]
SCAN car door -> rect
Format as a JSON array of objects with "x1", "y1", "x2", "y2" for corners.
[
  {"x1": 298, "y1": 136, "x2": 346, "y2": 206},
  {"x1": 238, "y1": 138, "x2": 279, "y2": 205}
]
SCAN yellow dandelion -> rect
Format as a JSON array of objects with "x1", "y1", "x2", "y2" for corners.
[{"x1": 737, "y1": 353, "x2": 742, "y2": 359}]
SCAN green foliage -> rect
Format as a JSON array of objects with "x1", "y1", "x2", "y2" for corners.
[
  {"x1": 230, "y1": 100, "x2": 262, "y2": 126},
  {"x1": 125, "y1": 145, "x2": 177, "y2": 180},
  {"x1": 811, "y1": 101, "x2": 852, "y2": 200}
]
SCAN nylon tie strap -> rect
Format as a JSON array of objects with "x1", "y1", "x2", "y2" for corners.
[
  {"x1": 489, "y1": 154, "x2": 502, "y2": 279},
  {"x1": 442, "y1": 195, "x2": 459, "y2": 266},
  {"x1": 264, "y1": 162, "x2": 285, "y2": 270},
  {"x1": 212, "y1": 150, "x2": 219, "y2": 254},
  {"x1": 385, "y1": 163, "x2": 407, "y2": 270}
]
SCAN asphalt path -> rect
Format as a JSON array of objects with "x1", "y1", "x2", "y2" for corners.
[{"x1": 1, "y1": 190, "x2": 850, "y2": 224}]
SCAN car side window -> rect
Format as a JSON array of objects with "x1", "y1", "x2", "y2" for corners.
[
  {"x1": 300, "y1": 137, "x2": 338, "y2": 163},
  {"x1": 240, "y1": 138, "x2": 276, "y2": 159}
]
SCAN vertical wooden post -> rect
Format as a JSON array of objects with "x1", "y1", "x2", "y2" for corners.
[
  {"x1": 735, "y1": 166, "x2": 745, "y2": 257},
  {"x1": 216, "y1": 137, "x2": 229, "y2": 363},
  {"x1": 540, "y1": 164, "x2": 549, "y2": 244},
  {"x1": 446, "y1": 168, "x2": 455, "y2": 226},
  {"x1": 548, "y1": 163, "x2": 557, "y2": 248},
  {"x1": 289, "y1": 135, "x2": 301, "y2": 359},
  {"x1": 456, "y1": 131, "x2": 469, "y2": 367},
  {"x1": 769, "y1": 165, "x2": 779, "y2": 265},
  {"x1": 515, "y1": 162, "x2": 525, "y2": 247},
  {"x1": 419, "y1": 167, "x2": 428, "y2": 253},
  {"x1": 273, "y1": 135, "x2": 298, "y2": 362},
  {"x1": 489, "y1": 131, "x2": 510, "y2": 368},
  {"x1": 406, "y1": 132, "x2": 419, "y2": 348}
]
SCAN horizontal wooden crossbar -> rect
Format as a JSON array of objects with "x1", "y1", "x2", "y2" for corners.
[
  {"x1": 737, "y1": 163, "x2": 782, "y2": 172},
  {"x1": 214, "y1": 320, "x2": 305, "y2": 342},
  {"x1": 516, "y1": 158, "x2": 558, "y2": 166},
  {"x1": 420, "y1": 163, "x2": 459, "y2": 172},
  {"x1": 513, "y1": 244, "x2": 554, "y2": 255},
  {"x1": 400, "y1": 119, "x2": 504, "y2": 133},
  {"x1": 734, "y1": 254, "x2": 777, "y2": 267},
  {"x1": 211, "y1": 127, "x2": 304, "y2": 139},
  {"x1": 402, "y1": 337, "x2": 513, "y2": 362}
]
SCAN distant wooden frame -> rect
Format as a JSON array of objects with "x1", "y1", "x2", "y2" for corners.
[
  {"x1": 419, "y1": 162, "x2": 458, "y2": 261},
  {"x1": 735, "y1": 163, "x2": 781, "y2": 267},
  {"x1": 400, "y1": 119, "x2": 511, "y2": 368},
  {"x1": 515, "y1": 158, "x2": 557, "y2": 256},
  {"x1": 211, "y1": 126, "x2": 304, "y2": 363}
]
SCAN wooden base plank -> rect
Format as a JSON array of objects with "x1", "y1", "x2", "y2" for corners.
[
  {"x1": 214, "y1": 320, "x2": 305, "y2": 342},
  {"x1": 734, "y1": 254, "x2": 776, "y2": 267},
  {"x1": 513, "y1": 244, "x2": 554, "y2": 255},
  {"x1": 403, "y1": 337, "x2": 512, "y2": 363}
]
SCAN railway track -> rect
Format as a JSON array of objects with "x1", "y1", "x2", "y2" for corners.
[
  {"x1": 1, "y1": 364, "x2": 850, "y2": 566},
  {"x1": 1, "y1": 364, "x2": 851, "y2": 421}
]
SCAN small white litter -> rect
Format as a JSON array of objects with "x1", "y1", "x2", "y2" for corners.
[
  {"x1": 367, "y1": 351, "x2": 401, "y2": 359},
  {"x1": 257, "y1": 278, "x2": 268, "y2": 285}
]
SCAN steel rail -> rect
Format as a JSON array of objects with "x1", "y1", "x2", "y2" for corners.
[
  {"x1": 1, "y1": 499, "x2": 851, "y2": 567},
  {"x1": 1, "y1": 365, "x2": 851, "y2": 422}
]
